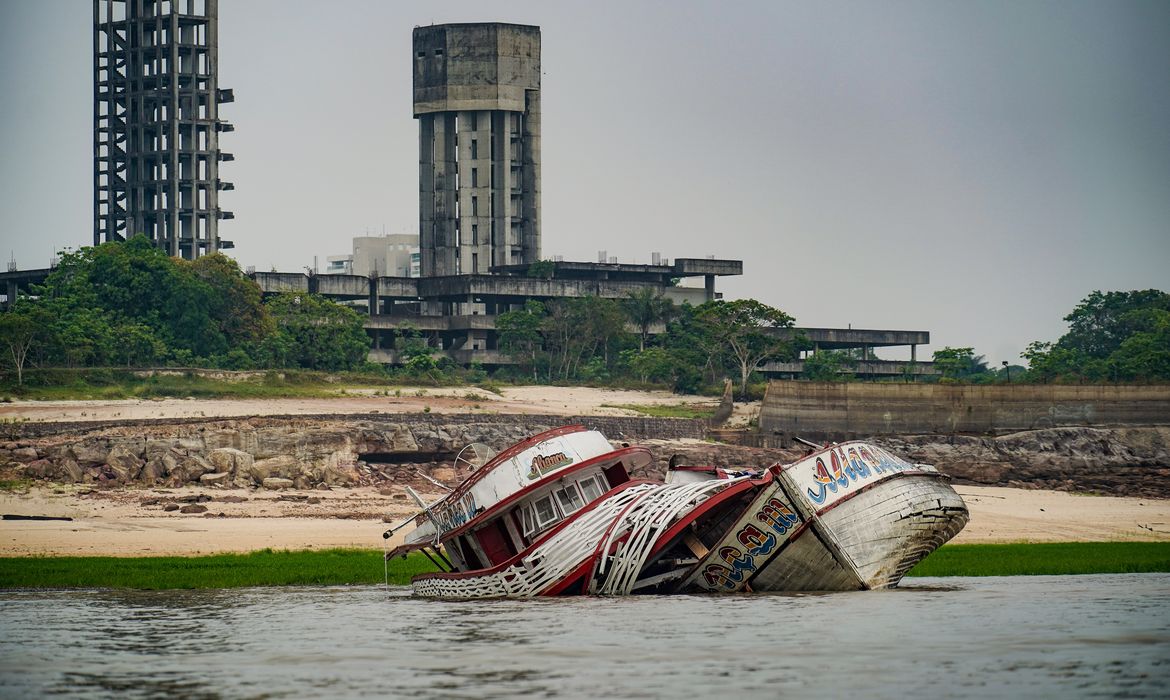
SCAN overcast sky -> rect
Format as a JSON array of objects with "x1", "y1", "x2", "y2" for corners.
[{"x1": 1, "y1": 0, "x2": 1168, "y2": 365}]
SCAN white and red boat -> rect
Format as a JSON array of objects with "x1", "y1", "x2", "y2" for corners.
[{"x1": 384, "y1": 425, "x2": 968, "y2": 597}]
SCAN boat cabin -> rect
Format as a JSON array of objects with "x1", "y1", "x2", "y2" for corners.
[{"x1": 392, "y1": 425, "x2": 652, "y2": 573}]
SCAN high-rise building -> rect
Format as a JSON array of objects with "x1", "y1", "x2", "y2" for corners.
[
  {"x1": 413, "y1": 23, "x2": 540, "y2": 277},
  {"x1": 93, "y1": 0, "x2": 234, "y2": 259}
]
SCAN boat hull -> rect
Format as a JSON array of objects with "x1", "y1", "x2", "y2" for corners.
[{"x1": 405, "y1": 438, "x2": 968, "y2": 597}]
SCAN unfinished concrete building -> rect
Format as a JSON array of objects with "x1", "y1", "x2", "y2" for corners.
[
  {"x1": 414, "y1": 23, "x2": 541, "y2": 277},
  {"x1": 93, "y1": 0, "x2": 234, "y2": 259}
]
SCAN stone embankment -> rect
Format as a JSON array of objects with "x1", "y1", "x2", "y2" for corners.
[
  {"x1": 1, "y1": 414, "x2": 1167, "y2": 498},
  {"x1": 877, "y1": 426, "x2": 1170, "y2": 498},
  {"x1": 0, "y1": 414, "x2": 718, "y2": 492}
]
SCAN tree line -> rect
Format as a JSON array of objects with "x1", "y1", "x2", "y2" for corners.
[
  {"x1": 0, "y1": 236, "x2": 370, "y2": 384},
  {"x1": 921, "y1": 289, "x2": 1169, "y2": 384},
  {"x1": 494, "y1": 291, "x2": 801, "y2": 396}
]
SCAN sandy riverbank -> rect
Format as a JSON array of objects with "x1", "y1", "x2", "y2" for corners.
[
  {"x1": 0, "y1": 386, "x2": 739, "y2": 424},
  {"x1": 2, "y1": 483, "x2": 1166, "y2": 557}
]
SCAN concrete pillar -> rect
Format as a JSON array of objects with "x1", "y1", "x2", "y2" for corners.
[
  {"x1": 705, "y1": 274, "x2": 715, "y2": 301},
  {"x1": 911, "y1": 344, "x2": 917, "y2": 362},
  {"x1": 368, "y1": 276, "x2": 378, "y2": 316},
  {"x1": 5, "y1": 280, "x2": 16, "y2": 310}
]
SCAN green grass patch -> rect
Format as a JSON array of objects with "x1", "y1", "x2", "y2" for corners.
[
  {"x1": 907, "y1": 542, "x2": 1170, "y2": 577},
  {"x1": 602, "y1": 402, "x2": 715, "y2": 419},
  {"x1": 0, "y1": 478, "x2": 34, "y2": 492},
  {"x1": 0, "y1": 549, "x2": 440, "y2": 590}
]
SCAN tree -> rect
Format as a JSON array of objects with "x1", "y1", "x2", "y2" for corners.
[
  {"x1": 187, "y1": 253, "x2": 272, "y2": 349},
  {"x1": 932, "y1": 347, "x2": 989, "y2": 382},
  {"x1": 265, "y1": 293, "x2": 369, "y2": 371},
  {"x1": 802, "y1": 350, "x2": 855, "y2": 382},
  {"x1": 0, "y1": 307, "x2": 47, "y2": 386},
  {"x1": 1060, "y1": 290, "x2": 1170, "y2": 359},
  {"x1": 695, "y1": 299, "x2": 797, "y2": 398},
  {"x1": 621, "y1": 346, "x2": 677, "y2": 384},
  {"x1": 496, "y1": 300, "x2": 545, "y2": 381},
  {"x1": 1023, "y1": 289, "x2": 1170, "y2": 382},
  {"x1": 623, "y1": 288, "x2": 675, "y2": 351}
]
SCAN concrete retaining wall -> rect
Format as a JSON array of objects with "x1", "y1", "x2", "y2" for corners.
[{"x1": 759, "y1": 382, "x2": 1170, "y2": 438}]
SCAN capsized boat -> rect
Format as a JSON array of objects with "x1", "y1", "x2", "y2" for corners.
[{"x1": 384, "y1": 425, "x2": 968, "y2": 597}]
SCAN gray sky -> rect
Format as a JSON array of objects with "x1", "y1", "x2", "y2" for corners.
[{"x1": 2, "y1": 0, "x2": 1168, "y2": 365}]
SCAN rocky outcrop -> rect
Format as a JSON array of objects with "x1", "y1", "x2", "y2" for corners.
[
  {"x1": 1, "y1": 415, "x2": 1167, "y2": 497},
  {"x1": 876, "y1": 426, "x2": 1170, "y2": 498}
]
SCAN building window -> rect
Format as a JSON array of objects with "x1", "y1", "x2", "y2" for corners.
[
  {"x1": 471, "y1": 168, "x2": 478, "y2": 187},
  {"x1": 471, "y1": 139, "x2": 478, "y2": 159},
  {"x1": 470, "y1": 112, "x2": 478, "y2": 131},
  {"x1": 472, "y1": 253, "x2": 478, "y2": 274},
  {"x1": 416, "y1": 51, "x2": 425, "y2": 58},
  {"x1": 434, "y1": 48, "x2": 443, "y2": 56},
  {"x1": 472, "y1": 224, "x2": 478, "y2": 245},
  {"x1": 471, "y1": 196, "x2": 478, "y2": 216}
]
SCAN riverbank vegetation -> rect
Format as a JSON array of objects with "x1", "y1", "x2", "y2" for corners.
[
  {"x1": 905, "y1": 542, "x2": 1170, "y2": 578},
  {"x1": 0, "y1": 238, "x2": 802, "y2": 399},
  {"x1": 1, "y1": 542, "x2": 1166, "y2": 590},
  {"x1": 0, "y1": 549, "x2": 438, "y2": 590},
  {"x1": 2, "y1": 239, "x2": 1165, "y2": 396}
]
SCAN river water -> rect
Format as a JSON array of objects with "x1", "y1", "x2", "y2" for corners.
[{"x1": 1, "y1": 574, "x2": 1167, "y2": 699}]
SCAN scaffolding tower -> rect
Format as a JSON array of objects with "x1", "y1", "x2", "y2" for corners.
[{"x1": 93, "y1": 0, "x2": 234, "y2": 259}]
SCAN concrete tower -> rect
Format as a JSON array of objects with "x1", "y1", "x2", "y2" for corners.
[
  {"x1": 413, "y1": 23, "x2": 541, "y2": 277},
  {"x1": 94, "y1": 0, "x2": 234, "y2": 259}
]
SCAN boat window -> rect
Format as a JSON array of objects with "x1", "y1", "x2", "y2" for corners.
[
  {"x1": 519, "y1": 505, "x2": 536, "y2": 537},
  {"x1": 533, "y1": 495, "x2": 560, "y2": 529},
  {"x1": 554, "y1": 484, "x2": 584, "y2": 515},
  {"x1": 578, "y1": 475, "x2": 604, "y2": 502}
]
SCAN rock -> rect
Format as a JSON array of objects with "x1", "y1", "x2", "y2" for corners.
[
  {"x1": 59, "y1": 458, "x2": 84, "y2": 483},
  {"x1": 11, "y1": 447, "x2": 39, "y2": 463},
  {"x1": 307, "y1": 497, "x2": 321, "y2": 504},
  {"x1": 105, "y1": 445, "x2": 145, "y2": 482},
  {"x1": 322, "y1": 463, "x2": 359, "y2": 486},
  {"x1": 179, "y1": 504, "x2": 208, "y2": 514},
  {"x1": 21, "y1": 459, "x2": 54, "y2": 478},
  {"x1": 199, "y1": 472, "x2": 230, "y2": 486},
  {"x1": 145, "y1": 440, "x2": 177, "y2": 460},
  {"x1": 262, "y1": 477, "x2": 294, "y2": 490},
  {"x1": 429, "y1": 466, "x2": 456, "y2": 483},
  {"x1": 163, "y1": 503, "x2": 180, "y2": 512},
  {"x1": 249, "y1": 455, "x2": 302, "y2": 483},
  {"x1": 209, "y1": 447, "x2": 253, "y2": 475},
  {"x1": 70, "y1": 442, "x2": 110, "y2": 466},
  {"x1": 217, "y1": 495, "x2": 248, "y2": 503},
  {"x1": 140, "y1": 453, "x2": 173, "y2": 484}
]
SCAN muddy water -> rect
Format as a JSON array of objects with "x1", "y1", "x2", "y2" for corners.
[{"x1": 2, "y1": 574, "x2": 1167, "y2": 699}]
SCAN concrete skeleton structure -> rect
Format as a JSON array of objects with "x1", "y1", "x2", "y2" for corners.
[
  {"x1": 1, "y1": 17, "x2": 937, "y2": 378},
  {"x1": 414, "y1": 23, "x2": 541, "y2": 278},
  {"x1": 93, "y1": 0, "x2": 234, "y2": 259}
]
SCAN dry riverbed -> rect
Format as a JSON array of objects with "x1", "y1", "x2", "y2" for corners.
[
  {"x1": 0, "y1": 386, "x2": 739, "y2": 423},
  {"x1": 2, "y1": 483, "x2": 1167, "y2": 557}
]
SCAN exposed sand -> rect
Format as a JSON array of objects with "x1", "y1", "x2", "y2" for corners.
[
  {"x1": 2, "y1": 483, "x2": 1166, "y2": 557},
  {"x1": 0, "y1": 386, "x2": 725, "y2": 423},
  {"x1": 2, "y1": 389, "x2": 1164, "y2": 556}
]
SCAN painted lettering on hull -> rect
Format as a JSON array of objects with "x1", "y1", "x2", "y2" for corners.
[
  {"x1": 692, "y1": 487, "x2": 803, "y2": 592},
  {"x1": 804, "y1": 443, "x2": 930, "y2": 506}
]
